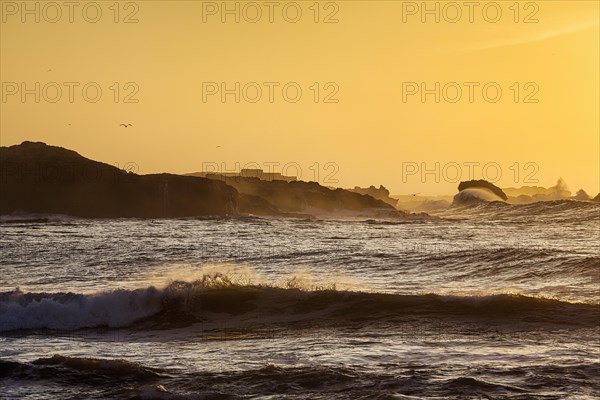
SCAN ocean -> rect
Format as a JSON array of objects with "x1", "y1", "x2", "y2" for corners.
[{"x1": 1, "y1": 200, "x2": 599, "y2": 399}]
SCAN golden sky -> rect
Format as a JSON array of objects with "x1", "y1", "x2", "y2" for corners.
[{"x1": 1, "y1": 1, "x2": 598, "y2": 195}]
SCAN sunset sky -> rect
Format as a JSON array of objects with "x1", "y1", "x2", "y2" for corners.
[{"x1": 1, "y1": 1, "x2": 598, "y2": 195}]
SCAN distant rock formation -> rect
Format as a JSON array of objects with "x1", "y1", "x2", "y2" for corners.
[
  {"x1": 192, "y1": 169, "x2": 297, "y2": 182},
  {"x1": 347, "y1": 185, "x2": 398, "y2": 207},
  {"x1": 573, "y1": 189, "x2": 590, "y2": 201},
  {"x1": 504, "y1": 179, "x2": 573, "y2": 204},
  {"x1": 592, "y1": 193, "x2": 600, "y2": 203},
  {"x1": 503, "y1": 186, "x2": 552, "y2": 198},
  {"x1": 457, "y1": 180, "x2": 508, "y2": 201},
  {"x1": 0, "y1": 142, "x2": 237, "y2": 218},
  {"x1": 192, "y1": 174, "x2": 417, "y2": 218}
]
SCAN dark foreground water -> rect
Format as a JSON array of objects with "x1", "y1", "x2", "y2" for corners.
[{"x1": 1, "y1": 200, "x2": 599, "y2": 399}]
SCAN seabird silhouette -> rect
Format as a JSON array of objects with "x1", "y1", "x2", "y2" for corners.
[{"x1": 119, "y1": 124, "x2": 133, "y2": 128}]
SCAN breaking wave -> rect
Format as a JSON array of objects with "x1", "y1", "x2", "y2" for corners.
[
  {"x1": 0, "y1": 287, "x2": 163, "y2": 331},
  {"x1": 1, "y1": 273, "x2": 598, "y2": 332},
  {"x1": 445, "y1": 199, "x2": 599, "y2": 222}
]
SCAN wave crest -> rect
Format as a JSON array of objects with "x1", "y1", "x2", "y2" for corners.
[
  {"x1": 0, "y1": 286, "x2": 162, "y2": 331},
  {"x1": 1, "y1": 274, "x2": 598, "y2": 332}
]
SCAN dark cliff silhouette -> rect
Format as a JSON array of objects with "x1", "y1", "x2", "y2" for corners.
[
  {"x1": 189, "y1": 174, "x2": 411, "y2": 218},
  {"x1": 1, "y1": 142, "x2": 427, "y2": 219},
  {"x1": 0, "y1": 142, "x2": 237, "y2": 218},
  {"x1": 347, "y1": 185, "x2": 397, "y2": 207}
]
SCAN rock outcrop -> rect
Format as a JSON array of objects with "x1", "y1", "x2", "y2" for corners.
[
  {"x1": 347, "y1": 185, "x2": 398, "y2": 207},
  {"x1": 0, "y1": 142, "x2": 237, "y2": 218},
  {"x1": 196, "y1": 175, "x2": 409, "y2": 218},
  {"x1": 573, "y1": 189, "x2": 591, "y2": 201}
]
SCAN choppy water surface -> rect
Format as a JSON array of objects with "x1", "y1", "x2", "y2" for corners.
[{"x1": 1, "y1": 200, "x2": 599, "y2": 399}]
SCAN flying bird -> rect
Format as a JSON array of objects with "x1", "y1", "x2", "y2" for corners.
[
  {"x1": 409, "y1": 192, "x2": 421, "y2": 196},
  {"x1": 119, "y1": 124, "x2": 133, "y2": 128}
]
